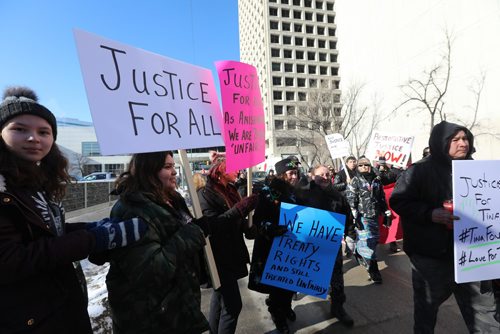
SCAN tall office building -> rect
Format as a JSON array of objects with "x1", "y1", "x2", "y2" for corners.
[{"x1": 238, "y1": 0, "x2": 341, "y2": 164}]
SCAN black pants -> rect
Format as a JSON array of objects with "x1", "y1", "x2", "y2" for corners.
[
  {"x1": 209, "y1": 278, "x2": 242, "y2": 334},
  {"x1": 268, "y1": 287, "x2": 295, "y2": 320},
  {"x1": 330, "y1": 248, "x2": 346, "y2": 306},
  {"x1": 410, "y1": 254, "x2": 499, "y2": 334}
]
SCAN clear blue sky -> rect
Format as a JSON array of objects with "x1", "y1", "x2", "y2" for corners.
[{"x1": 0, "y1": 0, "x2": 239, "y2": 122}]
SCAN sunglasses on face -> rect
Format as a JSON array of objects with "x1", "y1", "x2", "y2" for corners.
[{"x1": 358, "y1": 164, "x2": 371, "y2": 167}]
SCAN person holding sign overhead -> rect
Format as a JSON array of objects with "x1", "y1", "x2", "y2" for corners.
[
  {"x1": 89, "y1": 151, "x2": 209, "y2": 334},
  {"x1": 197, "y1": 156, "x2": 259, "y2": 334},
  {"x1": 346, "y1": 157, "x2": 388, "y2": 284},
  {"x1": 390, "y1": 121, "x2": 499, "y2": 333},
  {"x1": 249, "y1": 158, "x2": 299, "y2": 334},
  {"x1": 0, "y1": 87, "x2": 147, "y2": 334},
  {"x1": 295, "y1": 164, "x2": 355, "y2": 326}
]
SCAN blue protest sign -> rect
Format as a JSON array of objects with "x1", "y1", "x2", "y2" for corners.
[{"x1": 260, "y1": 202, "x2": 346, "y2": 299}]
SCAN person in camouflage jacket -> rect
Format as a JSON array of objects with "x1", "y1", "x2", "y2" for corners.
[
  {"x1": 345, "y1": 157, "x2": 388, "y2": 284},
  {"x1": 90, "y1": 151, "x2": 209, "y2": 334}
]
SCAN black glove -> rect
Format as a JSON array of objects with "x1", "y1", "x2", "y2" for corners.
[
  {"x1": 191, "y1": 216, "x2": 211, "y2": 236},
  {"x1": 262, "y1": 222, "x2": 288, "y2": 238},
  {"x1": 88, "y1": 217, "x2": 148, "y2": 252},
  {"x1": 234, "y1": 193, "x2": 259, "y2": 217}
]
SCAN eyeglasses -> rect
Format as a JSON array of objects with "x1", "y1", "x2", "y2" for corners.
[{"x1": 358, "y1": 164, "x2": 371, "y2": 167}]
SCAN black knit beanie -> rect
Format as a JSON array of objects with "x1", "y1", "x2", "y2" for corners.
[{"x1": 0, "y1": 86, "x2": 57, "y2": 139}]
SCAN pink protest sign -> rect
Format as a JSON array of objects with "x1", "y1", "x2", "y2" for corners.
[{"x1": 215, "y1": 61, "x2": 265, "y2": 172}]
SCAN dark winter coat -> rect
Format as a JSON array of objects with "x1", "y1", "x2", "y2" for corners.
[
  {"x1": 346, "y1": 171, "x2": 387, "y2": 219},
  {"x1": 0, "y1": 175, "x2": 93, "y2": 334},
  {"x1": 333, "y1": 168, "x2": 356, "y2": 193},
  {"x1": 90, "y1": 191, "x2": 209, "y2": 334},
  {"x1": 295, "y1": 180, "x2": 356, "y2": 239},
  {"x1": 390, "y1": 121, "x2": 475, "y2": 259},
  {"x1": 197, "y1": 180, "x2": 252, "y2": 284},
  {"x1": 248, "y1": 178, "x2": 296, "y2": 293}
]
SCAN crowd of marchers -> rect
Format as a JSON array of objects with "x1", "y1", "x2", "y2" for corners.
[{"x1": 1, "y1": 86, "x2": 499, "y2": 334}]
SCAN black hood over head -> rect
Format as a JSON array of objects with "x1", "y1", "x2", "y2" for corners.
[{"x1": 428, "y1": 121, "x2": 474, "y2": 166}]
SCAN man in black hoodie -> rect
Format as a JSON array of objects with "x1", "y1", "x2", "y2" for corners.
[{"x1": 390, "y1": 121, "x2": 499, "y2": 333}]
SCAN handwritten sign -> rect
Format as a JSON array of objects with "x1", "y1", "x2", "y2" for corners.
[
  {"x1": 325, "y1": 133, "x2": 350, "y2": 159},
  {"x1": 261, "y1": 203, "x2": 345, "y2": 299},
  {"x1": 453, "y1": 160, "x2": 500, "y2": 283},
  {"x1": 74, "y1": 29, "x2": 224, "y2": 155},
  {"x1": 215, "y1": 61, "x2": 265, "y2": 173},
  {"x1": 365, "y1": 131, "x2": 414, "y2": 167}
]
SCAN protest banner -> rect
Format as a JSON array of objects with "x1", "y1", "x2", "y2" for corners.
[
  {"x1": 365, "y1": 131, "x2": 414, "y2": 168},
  {"x1": 453, "y1": 160, "x2": 500, "y2": 283},
  {"x1": 74, "y1": 29, "x2": 222, "y2": 288},
  {"x1": 74, "y1": 29, "x2": 224, "y2": 155},
  {"x1": 261, "y1": 203, "x2": 345, "y2": 299},
  {"x1": 324, "y1": 133, "x2": 351, "y2": 181},
  {"x1": 215, "y1": 61, "x2": 265, "y2": 173}
]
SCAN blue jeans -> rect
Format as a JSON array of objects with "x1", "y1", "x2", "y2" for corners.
[{"x1": 410, "y1": 254, "x2": 499, "y2": 333}]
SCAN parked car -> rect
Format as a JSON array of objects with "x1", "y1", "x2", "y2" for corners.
[
  {"x1": 252, "y1": 171, "x2": 267, "y2": 182},
  {"x1": 82, "y1": 172, "x2": 117, "y2": 181}
]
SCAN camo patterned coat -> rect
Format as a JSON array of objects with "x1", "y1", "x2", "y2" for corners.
[{"x1": 92, "y1": 191, "x2": 209, "y2": 334}]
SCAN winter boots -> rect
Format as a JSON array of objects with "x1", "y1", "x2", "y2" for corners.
[
  {"x1": 368, "y1": 260, "x2": 383, "y2": 284},
  {"x1": 330, "y1": 303, "x2": 354, "y2": 327}
]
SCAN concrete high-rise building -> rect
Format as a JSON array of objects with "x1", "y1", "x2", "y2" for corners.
[{"x1": 238, "y1": 0, "x2": 341, "y2": 165}]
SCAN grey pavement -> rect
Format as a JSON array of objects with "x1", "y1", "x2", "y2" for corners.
[{"x1": 72, "y1": 204, "x2": 469, "y2": 334}]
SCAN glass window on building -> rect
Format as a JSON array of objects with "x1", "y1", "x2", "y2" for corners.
[
  {"x1": 293, "y1": 0, "x2": 300, "y2": 5},
  {"x1": 271, "y1": 48, "x2": 280, "y2": 57},
  {"x1": 282, "y1": 22, "x2": 291, "y2": 31},
  {"x1": 333, "y1": 94, "x2": 341, "y2": 103},
  {"x1": 281, "y1": 0, "x2": 289, "y2": 4},
  {"x1": 316, "y1": 1, "x2": 323, "y2": 9},
  {"x1": 277, "y1": 137, "x2": 297, "y2": 147},
  {"x1": 273, "y1": 91, "x2": 283, "y2": 100},
  {"x1": 306, "y1": 25, "x2": 314, "y2": 33},
  {"x1": 295, "y1": 37, "x2": 303, "y2": 46},
  {"x1": 281, "y1": 8, "x2": 290, "y2": 17},
  {"x1": 287, "y1": 105, "x2": 296, "y2": 116},
  {"x1": 272, "y1": 76, "x2": 282, "y2": 85},
  {"x1": 271, "y1": 34, "x2": 280, "y2": 43},
  {"x1": 293, "y1": 10, "x2": 302, "y2": 19},
  {"x1": 319, "y1": 52, "x2": 327, "y2": 61},
  {"x1": 296, "y1": 64, "x2": 305, "y2": 73},
  {"x1": 328, "y1": 14, "x2": 335, "y2": 23},
  {"x1": 82, "y1": 141, "x2": 101, "y2": 157},
  {"x1": 298, "y1": 92, "x2": 307, "y2": 101},
  {"x1": 316, "y1": 13, "x2": 324, "y2": 22},
  {"x1": 307, "y1": 38, "x2": 315, "y2": 47},
  {"x1": 305, "y1": 12, "x2": 313, "y2": 20},
  {"x1": 320, "y1": 66, "x2": 328, "y2": 75},
  {"x1": 287, "y1": 120, "x2": 296, "y2": 130},
  {"x1": 285, "y1": 77, "x2": 294, "y2": 86},
  {"x1": 275, "y1": 120, "x2": 284, "y2": 130},
  {"x1": 329, "y1": 40, "x2": 337, "y2": 49},
  {"x1": 304, "y1": 0, "x2": 312, "y2": 7},
  {"x1": 331, "y1": 66, "x2": 339, "y2": 75},
  {"x1": 330, "y1": 53, "x2": 337, "y2": 62},
  {"x1": 270, "y1": 21, "x2": 279, "y2": 30},
  {"x1": 328, "y1": 28, "x2": 336, "y2": 36},
  {"x1": 308, "y1": 65, "x2": 316, "y2": 74},
  {"x1": 286, "y1": 91, "x2": 295, "y2": 100},
  {"x1": 309, "y1": 79, "x2": 317, "y2": 87},
  {"x1": 297, "y1": 78, "x2": 306, "y2": 87},
  {"x1": 269, "y1": 7, "x2": 278, "y2": 16},
  {"x1": 274, "y1": 105, "x2": 284, "y2": 115},
  {"x1": 334, "y1": 107, "x2": 341, "y2": 116},
  {"x1": 283, "y1": 35, "x2": 292, "y2": 45},
  {"x1": 105, "y1": 164, "x2": 124, "y2": 175},
  {"x1": 318, "y1": 26, "x2": 325, "y2": 35},
  {"x1": 284, "y1": 49, "x2": 292, "y2": 58},
  {"x1": 294, "y1": 22, "x2": 302, "y2": 32},
  {"x1": 333, "y1": 80, "x2": 340, "y2": 89},
  {"x1": 318, "y1": 39, "x2": 326, "y2": 48},
  {"x1": 284, "y1": 63, "x2": 293, "y2": 72},
  {"x1": 326, "y1": 2, "x2": 334, "y2": 10},
  {"x1": 307, "y1": 51, "x2": 315, "y2": 60},
  {"x1": 272, "y1": 62, "x2": 281, "y2": 71}
]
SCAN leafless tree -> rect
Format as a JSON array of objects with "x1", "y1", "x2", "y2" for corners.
[
  {"x1": 395, "y1": 31, "x2": 453, "y2": 133},
  {"x1": 290, "y1": 81, "x2": 383, "y2": 169},
  {"x1": 71, "y1": 153, "x2": 91, "y2": 177}
]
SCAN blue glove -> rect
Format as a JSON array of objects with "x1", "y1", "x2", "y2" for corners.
[
  {"x1": 84, "y1": 218, "x2": 112, "y2": 230},
  {"x1": 88, "y1": 218, "x2": 147, "y2": 252}
]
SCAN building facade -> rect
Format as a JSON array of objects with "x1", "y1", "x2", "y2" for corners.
[{"x1": 238, "y1": 0, "x2": 341, "y2": 165}]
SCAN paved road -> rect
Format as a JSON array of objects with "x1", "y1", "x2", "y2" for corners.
[{"x1": 70, "y1": 204, "x2": 469, "y2": 334}]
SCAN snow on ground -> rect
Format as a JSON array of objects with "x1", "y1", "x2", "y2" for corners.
[{"x1": 82, "y1": 259, "x2": 113, "y2": 333}]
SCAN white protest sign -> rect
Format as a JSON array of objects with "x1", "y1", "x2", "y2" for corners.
[
  {"x1": 453, "y1": 160, "x2": 500, "y2": 283},
  {"x1": 74, "y1": 29, "x2": 224, "y2": 155},
  {"x1": 325, "y1": 133, "x2": 350, "y2": 159},
  {"x1": 365, "y1": 131, "x2": 414, "y2": 168}
]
